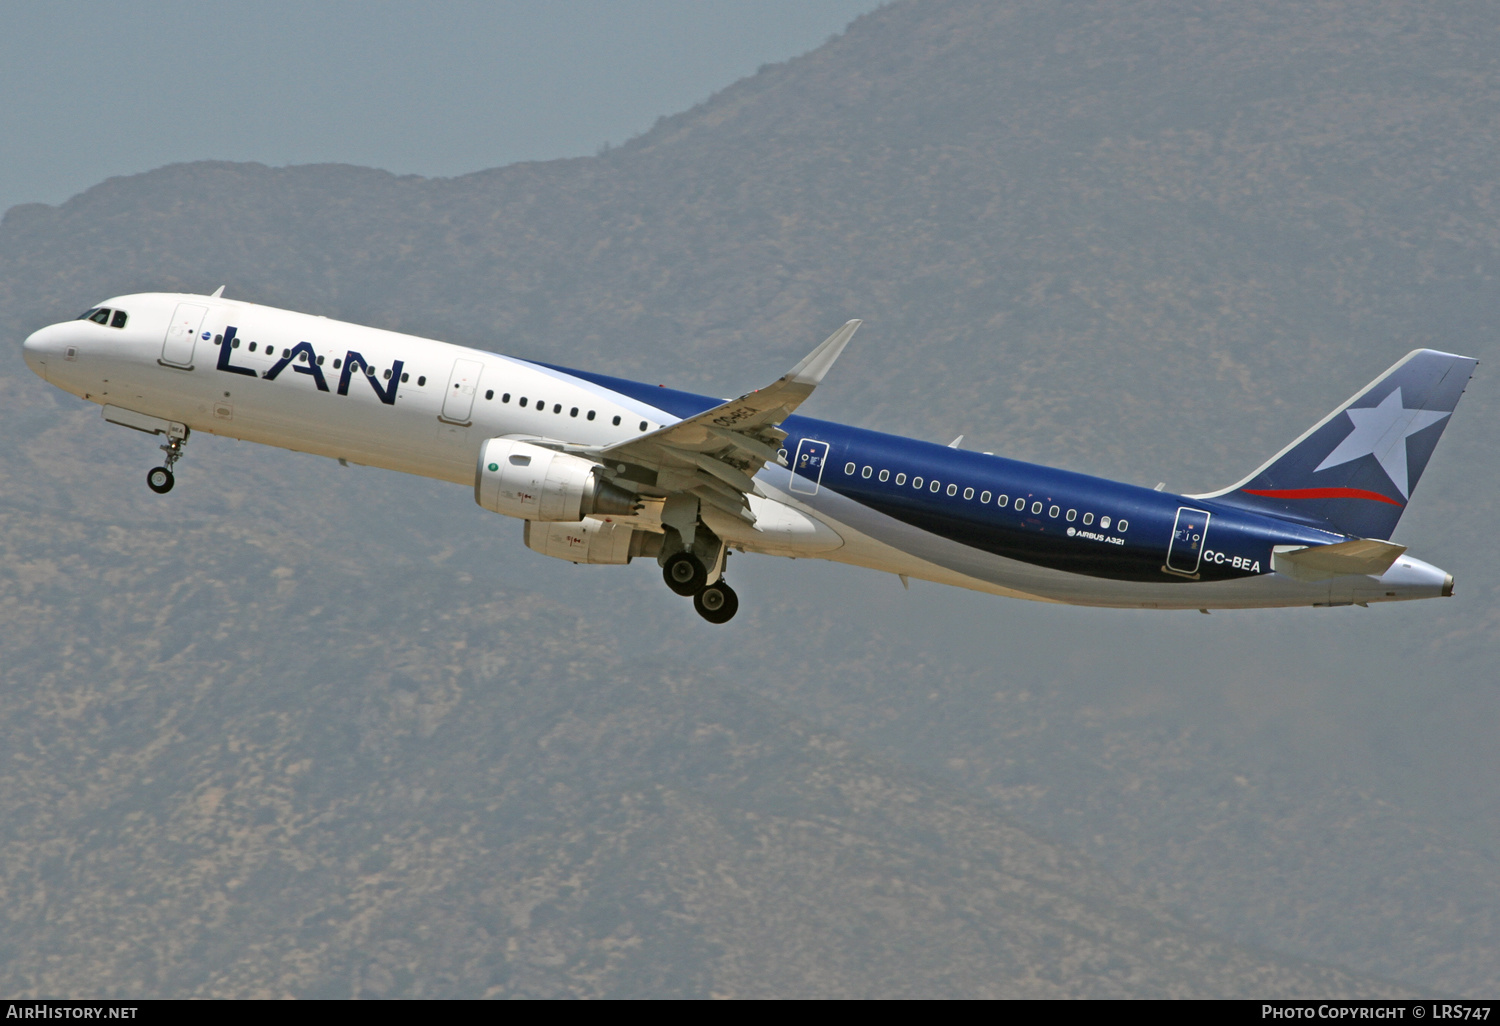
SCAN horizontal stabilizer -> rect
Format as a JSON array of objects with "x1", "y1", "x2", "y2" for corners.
[{"x1": 1272, "y1": 539, "x2": 1407, "y2": 581}]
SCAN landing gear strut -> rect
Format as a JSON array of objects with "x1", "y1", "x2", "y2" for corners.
[{"x1": 147, "y1": 433, "x2": 188, "y2": 495}]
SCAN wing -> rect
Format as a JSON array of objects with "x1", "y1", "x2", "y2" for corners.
[{"x1": 589, "y1": 320, "x2": 860, "y2": 524}]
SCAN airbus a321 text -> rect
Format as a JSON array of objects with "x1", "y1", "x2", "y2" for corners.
[{"x1": 23, "y1": 291, "x2": 1476, "y2": 624}]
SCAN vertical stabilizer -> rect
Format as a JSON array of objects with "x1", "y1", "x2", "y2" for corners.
[{"x1": 1192, "y1": 349, "x2": 1477, "y2": 540}]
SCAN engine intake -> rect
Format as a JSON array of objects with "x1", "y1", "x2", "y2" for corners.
[{"x1": 475, "y1": 438, "x2": 638, "y2": 521}]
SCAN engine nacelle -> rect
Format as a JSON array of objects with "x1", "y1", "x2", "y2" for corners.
[
  {"x1": 524, "y1": 518, "x2": 660, "y2": 565},
  {"x1": 475, "y1": 438, "x2": 638, "y2": 521}
]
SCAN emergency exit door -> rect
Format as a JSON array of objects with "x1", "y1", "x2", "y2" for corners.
[
  {"x1": 1166, "y1": 506, "x2": 1211, "y2": 575},
  {"x1": 440, "y1": 358, "x2": 484, "y2": 424},
  {"x1": 161, "y1": 303, "x2": 207, "y2": 368},
  {"x1": 790, "y1": 438, "x2": 830, "y2": 495}
]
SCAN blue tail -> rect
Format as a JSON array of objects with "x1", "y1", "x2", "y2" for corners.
[{"x1": 1193, "y1": 349, "x2": 1477, "y2": 540}]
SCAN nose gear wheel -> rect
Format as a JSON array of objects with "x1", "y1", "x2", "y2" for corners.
[{"x1": 146, "y1": 432, "x2": 188, "y2": 495}]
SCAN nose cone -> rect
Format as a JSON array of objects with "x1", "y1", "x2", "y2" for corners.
[{"x1": 22, "y1": 324, "x2": 55, "y2": 382}]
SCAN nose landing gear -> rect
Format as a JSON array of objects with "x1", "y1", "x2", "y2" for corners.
[{"x1": 146, "y1": 433, "x2": 187, "y2": 494}]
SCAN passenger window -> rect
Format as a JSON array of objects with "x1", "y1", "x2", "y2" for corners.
[
  {"x1": 930, "y1": 480, "x2": 941, "y2": 493},
  {"x1": 1031, "y1": 501, "x2": 1042, "y2": 514},
  {"x1": 1100, "y1": 516, "x2": 1111, "y2": 529},
  {"x1": 485, "y1": 389, "x2": 493, "y2": 400},
  {"x1": 845, "y1": 463, "x2": 856, "y2": 475},
  {"x1": 570, "y1": 407, "x2": 579, "y2": 417},
  {"x1": 639, "y1": 421, "x2": 648, "y2": 431},
  {"x1": 964, "y1": 487, "x2": 974, "y2": 500},
  {"x1": 1048, "y1": 506, "x2": 1059, "y2": 518},
  {"x1": 501, "y1": 392, "x2": 509, "y2": 401},
  {"x1": 250, "y1": 343, "x2": 259, "y2": 353},
  {"x1": 89, "y1": 309, "x2": 111, "y2": 325},
  {"x1": 520, "y1": 398, "x2": 528, "y2": 407},
  {"x1": 319, "y1": 356, "x2": 326, "y2": 366},
  {"x1": 980, "y1": 491, "x2": 991, "y2": 503},
  {"x1": 912, "y1": 476, "x2": 923, "y2": 488},
  {"x1": 997, "y1": 495, "x2": 1008, "y2": 506},
  {"x1": 1083, "y1": 512, "x2": 1094, "y2": 525},
  {"x1": 1066, "y1": 509, "x2": 1076, "y2": 521},
  {"x1": 879, "y1": 470, "x2": 889, "y2": 482},
  {"x1": 232, "y1": 338, "x2": 240, "y2": 348},
  {"x1": 111, "y1": 310, "x2": 127, "y2": 328},
  {"x1": 383, "y1": 369, "x2": 391, "y2": 379},
  {"x1": 587, "y1": 410, "x2": 595, "y2": 420},
  {"x1": 299, "y1": 352, "x2": 308, "y2": 362},
  {"x1": 554, "y1": 404, "x2": 562, "y2": 414},
  {"x1": 895, "y1": 473, "x2": 907, "y2": 485},
  {"x1": 862, "y1": 466, "x2": 872, "y2": 479},
  {"x1": 612, "y1": 415, "x2": 621, "y2": 425},
  {"x1": 214, "y1": 334, "x2": 223, "y2": 345},
  {"x1": 284, "y1": 349, "x2": 292, "y2": 358},
  {"x1": 418, "y1": 376, "x2": 427, "y2": 386},
  {"x1": 946, "y1": 483, "x2": 957, "y2": 496},
  {"x1": 1117, "y1": 520, "x2": 1128, "y2": 532}
]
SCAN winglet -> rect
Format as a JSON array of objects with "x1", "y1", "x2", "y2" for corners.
[
  {"x1": 210, "y1": 285, "x2": 226, "y2": 298},
  {"x1": 787, "y1": 319, "x2": 860, "y2": 387}
]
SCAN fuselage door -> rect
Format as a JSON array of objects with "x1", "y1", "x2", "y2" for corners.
[
  {"x1": 161, "y1": 303, "x2": 208, "y2": 368},
  {"x1": 789, "y1": 438, "x2": 831, "y2": 495},
  {"x1": 440, "y1": 358, "x2": 484, "y2": 424},
  {"x1": 1165, "y1": 506, "x2": 1211, "y2": 576}
]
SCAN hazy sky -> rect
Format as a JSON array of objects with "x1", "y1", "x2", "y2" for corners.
[{"x1": 0, "y1": 0, "x2": 883, "y2": 217}]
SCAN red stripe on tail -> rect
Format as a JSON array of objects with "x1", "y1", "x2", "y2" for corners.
[{"x1": 1242, "y1": 487, "x2": 1403, "y2": 507}]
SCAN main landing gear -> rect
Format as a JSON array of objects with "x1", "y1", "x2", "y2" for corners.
[
  {"x1": 661, "y1": 551, "x2": 740, "y2": 624},
  {"x1": 146, "y1": 433, "x2": 188, "y2": 495}
]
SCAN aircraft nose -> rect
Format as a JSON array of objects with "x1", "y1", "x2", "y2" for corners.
[{"x1": 22, "y1": 322, "x2": 63, "y2": 382}]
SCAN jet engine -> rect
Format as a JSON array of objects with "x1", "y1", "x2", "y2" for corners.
[
  {"x1": 524, "y1": 517, "x2": 662, "y2": 565},
  {"x1": 475, "y1": 438, "x2": 638, "y2": 521}
]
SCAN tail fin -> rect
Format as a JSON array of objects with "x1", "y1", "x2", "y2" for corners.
[{"x1": 1192, "y1": 349, "x2": 1477, "y2": 540}]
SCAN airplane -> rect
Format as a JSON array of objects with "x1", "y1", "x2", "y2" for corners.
[{"x1": 22, "y1": 290, "x2": 1476, "y2": 624}]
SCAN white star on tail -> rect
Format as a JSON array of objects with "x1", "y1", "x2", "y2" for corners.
[{"x1": 1314, "y1": 388, "x2": 1449, "y2": 498}]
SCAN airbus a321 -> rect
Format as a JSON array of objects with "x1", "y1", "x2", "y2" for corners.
[{"x1": 23, "y1": 291, "x2": 1476, "y2": 624}]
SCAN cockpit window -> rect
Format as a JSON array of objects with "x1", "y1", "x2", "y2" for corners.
[
  {"x1": 88, "y1": 308, "x2": 111, "y2": 325},
  {"x1": 110, "y1": 310, "x2": 128, "y2": 328},
  {"x1": 76, "y1": 308, "x2": 100, "y2": 321}
]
